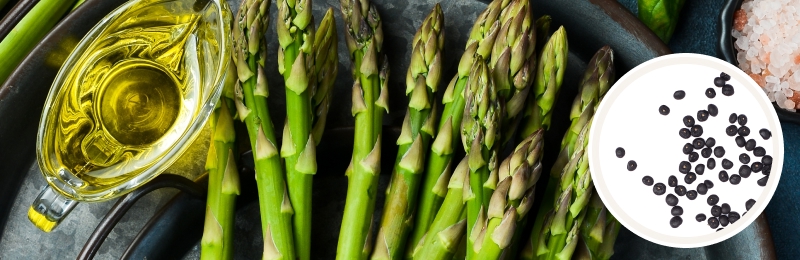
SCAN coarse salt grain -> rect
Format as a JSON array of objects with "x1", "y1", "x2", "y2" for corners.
[{"x1": 734, "y1": 0, "x2": 800, "y2": 110}]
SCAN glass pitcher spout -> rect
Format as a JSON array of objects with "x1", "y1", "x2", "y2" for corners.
[{"x1": 28, "y1": 185, "x2": 79, "y2": 232}]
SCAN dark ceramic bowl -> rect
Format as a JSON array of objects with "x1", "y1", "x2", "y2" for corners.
[
  {"x1": 0, "y1": 0, "x2": 777, "y2": 259},
  {"x1": 718, "y1": 0, "x2": 800, "y2": 125}
]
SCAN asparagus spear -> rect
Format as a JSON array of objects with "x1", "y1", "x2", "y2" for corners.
[
  {"x1": 372, "y1": 5, "x2": 444, "y2": 260},
  {"x1": 576, "y1": 190, "x2": 622, "y2": 260},
  {"x1": 408, "y1": 0, "x2": 506, "y2": 256},
  {"x1": 519, "y1": 26, "x2": 568, "y2": 137},
  {"x1": 336, "y1": 0, "x2": 389, "y2": 258},
  {"x1": 413, "y1": 158, "x2": 470, "y2": 260},
  {"x1": 231, "y1": 0, "x2": 296, "y2": 259},
  {"x1": 490, "y1": 0, "x2": 537, "y2": 146},
  {"x1": 200, "y1": 62, "x2": 241, "y2": 260},
  {"x1": 311, "y1": 9, "x2": 339, "y2": 145},
  {"x1": 275, "y1": 0, "x2": 333, "y2": 258},
  {"x1": 521, "y1": 46, "x2": 614, "y2": 260},
  {"x1": 473, "y1": 130, "x2": 544, "y2": 260}
]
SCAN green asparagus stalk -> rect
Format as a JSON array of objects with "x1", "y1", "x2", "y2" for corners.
[
  {"x1": 575, "y1": 190, "x2": 622, "y2": 260},
  {"x1": 408, "y1": 0, "x2": 506, "y2": 256},
  {"x1": 519, "y1": 26, "x2": 568, "y2": 137},
  {"x1": 473, "y1": 130, "x2": 544, "y2": 260},
  {"x1": 0, "y1": 0, "x2": 76, "y2": 84},
  {"x1": 490, "y1": 0, "x2": 536, "y2": 146},
  {"x1": 311, "y1": 9, "x2": 339, "y2": 145},
  {"x1": 413, "y1": 158, "x2": 470, "y2": 260},
  {"x1": 231, "y1": 0, "x2": 296, "y2": 259},
  {"x1": 521, "y1": 46, "x2": 614, "y2": 260},
  {"x1": 275, "y1": 0, "x2": 333, "y2": 258},
  {"x1": 336, "y1": 0, "x2": 389, "y2": 258},
  {"x1": 200, "y1": 62, "x2": 241, "y2": 260},
  {"x1": 372, "y1": 5, "x2": 444, "y2": 260}
]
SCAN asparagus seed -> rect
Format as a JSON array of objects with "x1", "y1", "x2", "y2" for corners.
[
  {"x1": 674, "y1": 90, "x2": 686, "y2": 100},
  {"x1": 654, "y1": 183, "x2": 666, "y2": 195}
]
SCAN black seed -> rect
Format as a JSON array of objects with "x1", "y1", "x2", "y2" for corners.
[
  {"x1": 706, "y1": 88, "x2": 716, "y2": 98},
  {"x1": 708, "y1": 104, "x2": 718, "y2": 116},
  {"x1": 711, "y1": 205, "x2": 722, "y2": 217},
  {"x1": 679, "y1": 128, "x2": 691, "y2": 139},
  {"x1": 762, "y1": 155, "x2": 773, "y2": 165},
  {"x1": 627, "y1": 160, "x2": 637, "y2": 171},
  {"x1": 670, "y1": 216, "x2": 683, "y2": 228},
  {"x1": 674, "y1": 90, "x2": 686, "y2": 100},
  {"x1": 720, "y1": 215, "x2": 730, "y2": 227},
  {"x1": 684, "y1": 173, "x2": 696, "y2": 185},
  {"x1": 729, "y1": 212, "x2": 741, "y2": 223},
  {"x1": 705, "y1": 180, "x2": 714, "y2": 189},
  {"x1": 679, "y1": 161, "x2": 691, "y2": 173},
  {"x1": 721, "y1": 203, "x2": 731, "y2": 214},
  {"x1": 697, "y1": 183, "x2": 708, "y2": 195},
  {"x1": 687, "y1": 190, "x2": 698, "y2": 200},
  {"x1": 753, "y1": 147, "x2": 766, "y2": 157},
  {"x1": 697, "y1": 213, "x2": 707, "y2": 222},
  {"x1": 722, "y1": 84, "x2": 735, "y2": 96},
  {"x1": 726, "y1": 125, "x2": 738, "y2": 136},
  {"x1": 721, "y1": 72, "x2": 731, "y2": 81},
  {"x1": 739, "y1": 165, "x2": 752, "y2": 178},
  {"x1": 691, "y1": 125, "x2": 704, "y2": 137},
  {"x1": 738, "y1": 114, "x2": 748, "y2": 125},
  {"x1": 722, "y1": 159, "x2": 733, "y2": 169},
  {"x1": 693, "y1": 138, "x2": 706, "y2": 149},
  {"x1": 729, "y1": 113, "x2": 738, "y2": 123},
  {"x1": 708, "y1": 217, "x2": 720, "y2": 229},
  {"x1": 735, "y1": 136, "x2": 746, "y2": 147},
  {"x1": 746, "y1": 199, "x2": 756, "y2": 210},
  {"x1": 701, "y1": 148, "x2": 712, "y2": 158},
  {"x1": 760, "y1": 129, "x2": 772, "y2": 140},
  {"x1": 683, "y1": 116, "x2": 695, "y2": 127},
  {"x1": 752, "y1": 162, "x2": 763, "y2": 173},
  {"x1": 745, "y1": 139, "x2": 756, "y2": 151},
  {"x1": 668, "y1": 175, "x2": 678, "y2": 187},
  {"x1": 708, "y1": 194, "x2": 719, "y2": 205},
  {"x1": 659, "y1": 105, "x2": 670, "y2": 115},
  {"x1": 654, "y1": 183, "x2": 666, "y2": 195},
  {"x1": 615, "y1": 147, "x2": 625, "y2": 158},
  {"x1": 738, "y1": 126, "x2": 750, "y2": 136},
  {"x1": 672, "y1": 206, "x2": 684, "y2": 216},
  {"x1": 740, "y1": 153, "x2": 750, "y2": 164},
  {"x1": 715, "y1": 77, "x2": 725, "y2": 86},
  {"x1": 695, "y1": 164, "x2": 705, "y2": 175},
  {"x1": 730, "y1": 174, "x2": 742, "y2": 184},
  {"x1": 697, "y1": 110, "x2": 709, "y2": 121},
  {"x1": 642, "y1": 176, "x2": 654, "y2": 186},
  {"x1": 688, "y1": 152, "x2": 699, "y2": 162},
  {"x1": 757, "y1": 176, "x2": 768, "y2": 186},
  {"x1": 714, "y1": 147, "x2": 725, "y2": 158},
  {"x1": 666, "y1": 194, "x2": 679, "y2": 206},
  {"x1": 764, "y1": 164, "x2": 772, "y2": 175},
  {"x1": 708, "y1": 158, "x2": 716, "y2": 169},
  {"x1": 706, "y1": 137, "x2": 716, "y2": 147},
  {"x1": 675, "y1": 185, "x2": 687, "y2": 196},
  {"x1": 719, "y1": 170, "x2": 729, "y2": 182}
]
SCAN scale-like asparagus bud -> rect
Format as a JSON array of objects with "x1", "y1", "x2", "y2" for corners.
[
  {"x1": 520, "y1": 26, "x2": 568, "y2": 137},
  {"x1": 311, "y1": 9, "x2": 339, "y2": 145},
  {"x1": 372, "y1": 5, "x2": 444, "y2": 260},
  {"x1": 337, "y1": 0, "x2": 388, "y2": 258},
  {"x1": 408, "y1": 0, "x2": 508, "y2": 257},
  {"x1": 472, "y1": 130, "x2": 543, "y2": 260},
  {"x1": 232, "y1": 0, "x2": 296, "y2": 259}
]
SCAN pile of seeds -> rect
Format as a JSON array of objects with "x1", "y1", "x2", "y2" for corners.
[{"x1": 624, "y1": 72, "x2": 773, "y2": 229}]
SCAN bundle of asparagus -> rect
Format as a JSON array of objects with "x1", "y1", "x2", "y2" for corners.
[
  {"x1": 336, "y1": 0, "x2": 390, "y2": 258},
  {"x1": 276, "y1": 0, "x2": 338, "y2": 258},
  {"x1": 372, "y1": 5, "x2": 444, "y2": 260},
  {"x1": 522, "y1": 46, "x2": 618, "y2": 260},
  {"x1": 230, "y1": 0, "x2": 298, "y2": 259}
]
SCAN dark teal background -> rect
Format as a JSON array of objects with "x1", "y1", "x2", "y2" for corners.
[{"x1": 618, "y1": 0, "x2": 799, "y2": 258}]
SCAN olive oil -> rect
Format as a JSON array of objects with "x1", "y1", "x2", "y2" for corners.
[{"x1": 37, "y1": 0, "x2": 230, "y2": 200}]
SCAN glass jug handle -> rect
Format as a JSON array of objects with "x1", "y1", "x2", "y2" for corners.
[{"x1": 28, "y1": 185, "x2": 79, "y2": 232}]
